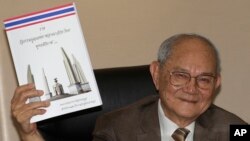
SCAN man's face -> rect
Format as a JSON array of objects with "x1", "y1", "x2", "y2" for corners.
[{"x1": 150, "y1": 38, "x2": 221, "y2": 124}]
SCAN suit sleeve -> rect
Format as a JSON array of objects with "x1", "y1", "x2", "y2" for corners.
[{"x1": 92, "y1": 115, "x2": 117, "y2": 141}]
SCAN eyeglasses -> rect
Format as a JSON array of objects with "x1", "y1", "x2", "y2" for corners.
[{"x1": 168, "y1": 70, "x2": 217, "y2": 89}]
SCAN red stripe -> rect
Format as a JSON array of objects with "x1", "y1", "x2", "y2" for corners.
[
  {"x1": 6, "y1": 13, "x2": 75, "y2": 32},
  {"x1": 4, "y1": 3, "x2": 74, "y2": 22}
]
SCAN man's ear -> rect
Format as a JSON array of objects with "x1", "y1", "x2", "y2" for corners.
[
  {"x1": 150, "y1": 61, "x2": 160, "y2": 90},
  {"x1": 215, "y1": 74, "x2": 221, "y2": 89}
]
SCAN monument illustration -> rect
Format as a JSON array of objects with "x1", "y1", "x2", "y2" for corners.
[{"x1": 27, "y1": 47, "x2": 91, "y2": 102}]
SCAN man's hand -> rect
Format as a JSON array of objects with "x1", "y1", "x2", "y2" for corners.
[{"x1": 11, "y1": 83, "x2": 50, "y2": 141}]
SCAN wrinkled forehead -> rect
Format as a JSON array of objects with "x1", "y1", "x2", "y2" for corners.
[
  {"x1": 166, "y1": 38, "x2": 218, "y2": 72},
  {"x1": 172, "y1": 38, "x2": 216, "y2": 55}
]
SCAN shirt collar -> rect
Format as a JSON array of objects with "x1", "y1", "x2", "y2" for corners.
[{"x1": 158, "y1": 100, "x2": 195, "y2": 141}]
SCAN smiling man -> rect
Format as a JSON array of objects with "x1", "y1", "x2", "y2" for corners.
[
  {"x1": 11, "y1": 33, "x2": 247, "y2": 141},
  {"x1": 151, "y1": 34, "x2": 220, "y2": 127},
  {"x1": 93, "y1": 33, "x2": 247, "y2": 141}
]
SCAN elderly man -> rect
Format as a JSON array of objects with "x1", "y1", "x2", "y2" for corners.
[{"x1": 11, "y1": 33, "x2": 247, "y2": 141}]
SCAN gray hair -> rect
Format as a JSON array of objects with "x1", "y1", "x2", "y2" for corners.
[{"x1": 157, "y1": 33, "x2": 221, "y2": 73}]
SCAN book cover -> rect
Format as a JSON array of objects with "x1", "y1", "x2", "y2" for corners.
[{"x1": 3, "y1": 3, "x2": 102, "y2": 123}]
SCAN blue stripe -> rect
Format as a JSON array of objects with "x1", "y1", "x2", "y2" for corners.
[{"x1": 5, "y1": 7, "x2": 75, "y2": 28}]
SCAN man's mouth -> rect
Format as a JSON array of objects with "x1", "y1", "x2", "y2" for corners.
[{"x1": 179, "y1": 96, "x2": 199, "y2": 103}]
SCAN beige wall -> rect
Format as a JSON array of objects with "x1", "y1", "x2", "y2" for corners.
[{"x1": 0, "y1": 0, "x2": 249, "y2": 140}]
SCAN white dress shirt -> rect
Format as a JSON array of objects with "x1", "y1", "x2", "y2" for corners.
[{"x1": 158, "y1": 100, "x2": 195, "y2": 141}]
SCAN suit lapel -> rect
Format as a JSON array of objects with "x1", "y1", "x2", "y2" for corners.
[
  {"x1": 194, "y1": 120, "x2": 211, "y2": 141},
  {"x1": 137, "y1": 96, "x2": 161, "y2": 141},
  {"x1": 194, "y1": 105, "x2": 219, "y2": 141},
  {"x1": 134, "y1": 97, "x2": 220, "y2": 141}
]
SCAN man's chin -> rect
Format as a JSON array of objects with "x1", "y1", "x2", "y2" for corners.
[
  {"x1": 176, "y1": 106, "x2": 203, "y2": 118},
  {"x1": 177, "y1": 105, "x2": 210, "y2": 120}
]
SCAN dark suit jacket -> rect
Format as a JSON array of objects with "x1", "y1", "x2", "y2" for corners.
[{"x1": 93, "y1": 95, "x2": 247, "y2": 141}]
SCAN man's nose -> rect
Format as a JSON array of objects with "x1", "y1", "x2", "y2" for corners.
[{"x1": 182, "y1": 78, "x2": 197, "y2": 94}]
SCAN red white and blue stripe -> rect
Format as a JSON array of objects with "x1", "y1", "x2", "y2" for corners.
[{"x1": 4, "y1": 3, "x2": 76, "y2": 31}]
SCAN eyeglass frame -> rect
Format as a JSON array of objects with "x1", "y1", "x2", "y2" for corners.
[{"x1": 167, "y1": 70, "x2": 218, "y2": 89}]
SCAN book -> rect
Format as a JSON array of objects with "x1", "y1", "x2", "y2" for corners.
[{"x1": 3, "y1": 3, "x2": 102, "y2": 123}]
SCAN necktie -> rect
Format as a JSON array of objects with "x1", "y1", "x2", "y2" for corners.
[{"x1": 171, "y1": 128, "x2": 190, "y2": 141}]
